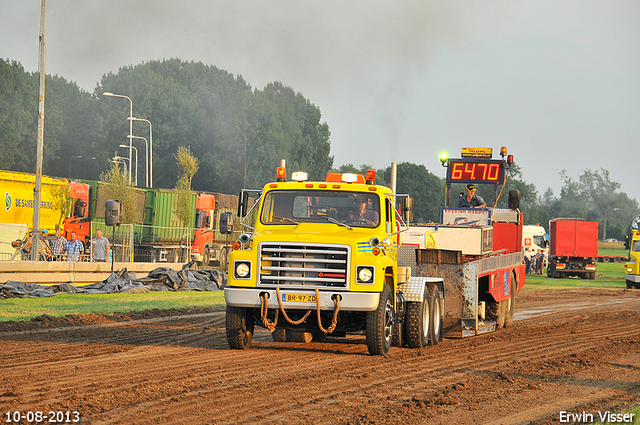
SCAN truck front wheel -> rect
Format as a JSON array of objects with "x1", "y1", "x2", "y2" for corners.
[
  {"x1": 226, "y1": 306, "x2": 254, "y2": 350},
  {"x1": 406, "y1": 286, "x2": 430, "y2": 348},
  {"x1": 366, "y1": 285, "x2": 394, "y2": 356}
]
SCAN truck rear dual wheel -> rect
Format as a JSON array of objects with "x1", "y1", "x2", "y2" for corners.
[
  {"x1": 226, "y1": 306, "x2": 255, "y2": 350},
  {"x1": 428, "y1": 286, "x2": 443, "y2": 346},
  {"x1": 405, "y1": 285, "x2": 442, "y2": 348},
  {"x1": 406, "y1": 286, "x2": 431, "y2": 348},
  {"x1": 366, "y1": 285, "x2": 394, "y2": 356}
]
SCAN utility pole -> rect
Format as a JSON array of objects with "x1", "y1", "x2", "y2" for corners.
[{"x1": 31, "y1": 0, "x2": 46, "y2": 261}]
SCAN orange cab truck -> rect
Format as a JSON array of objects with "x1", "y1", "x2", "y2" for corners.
[
  {"x1": 224, "y1": 147, "x2": 525, "y2": 356},
  {"x1": 189, "y1": 192, "x2": 239, "y2": 267},
  {"x1": 62, "y1": 180, "x2": 238, "y2": 264}
]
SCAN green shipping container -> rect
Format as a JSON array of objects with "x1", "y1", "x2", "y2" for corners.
[{"x1": 138, "y1": 188, "x2": 197, "y2": 245}]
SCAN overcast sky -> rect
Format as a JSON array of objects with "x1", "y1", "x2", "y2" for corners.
[{"x1": 1, "y1": 1, "x2": 639, "y2": 202}]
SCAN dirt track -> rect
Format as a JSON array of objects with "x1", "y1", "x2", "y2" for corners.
[{"x1": 1, "y1": 288, "x2": 639, "y2": 424}]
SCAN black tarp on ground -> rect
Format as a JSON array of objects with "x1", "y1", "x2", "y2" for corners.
[{"x1": 0, "y1": 261, "x2": 226, "y2": 299}]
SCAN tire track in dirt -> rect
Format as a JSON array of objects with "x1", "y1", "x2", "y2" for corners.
[
  {"x1": 82, "y1": 304, "x2": 636, "y2": 419},
  {"x1": 1, "y1": 289, "x2": 639, "y2": 424}
]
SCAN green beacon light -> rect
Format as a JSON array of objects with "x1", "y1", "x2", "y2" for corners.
[{"x1": 439, "y1": 152, "x2": 448, "y2": 167}]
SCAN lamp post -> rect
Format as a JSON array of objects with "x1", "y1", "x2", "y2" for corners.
[
  {"x1": 83, "y1": 157, "x2": 96, "y2": 179},
  {"x1": 112, "y1": 155, "x2": 129, "y2": 173},
  {"x1": 69, "y1": 155, "x2": 82, "y2": 179},
  {"x1": 119, "y1": 144, "x2": 138, "y2": 187},
  {"x1": 129, "y1": 136, "x2": 149, "y2": 187},
  {"x1": 130, "y1": 117, "x2": 153, "y2": 188},
  {"x1": 104, "y1": 92, "x2": 134, "y2": 184}
]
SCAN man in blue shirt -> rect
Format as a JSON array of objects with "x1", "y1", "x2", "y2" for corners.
[
  {"x1": 63, "y1": 231, "x2": 85, "y2": 262},
  {"x1": 458, "y1": 184, "x2": 487, "y2": 208}
]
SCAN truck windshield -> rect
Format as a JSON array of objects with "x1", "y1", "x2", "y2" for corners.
[
  {"x1": 260, "y1": 190, "x2": 380, "y2": 228},
  {"x1": 533, "y1": 235, "x2": 546, "y2": 249}
]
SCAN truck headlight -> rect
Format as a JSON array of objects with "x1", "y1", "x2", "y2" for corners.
[
  {"x1": 234, "y1": 261, "x2": 251, "y2": 279},
  {"x1": 357, "y1": 266, "x2": 374, "y2": 284}
]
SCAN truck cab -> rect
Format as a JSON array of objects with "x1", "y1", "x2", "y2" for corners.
[{"x1": 225, "y1": 168, "x2": 407, "y2": 355}]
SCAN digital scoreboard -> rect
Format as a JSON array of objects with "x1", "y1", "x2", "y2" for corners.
[{"x1": 446, "y1": 159, "x2": 505, "y2": 184}]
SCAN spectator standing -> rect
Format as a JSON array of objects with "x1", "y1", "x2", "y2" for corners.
[
  {"x1": 536, "y1": 249, "x2": 545, "y2": 275},
  {"x1": 24, "y1": 229, "x2": 52, "y2": 260},
  {"x1": 63, "y1": 231, "x2": 84, "y2": 262},
  {"x1": 51, "y1": 228, "x2": 67, "y2": 261},
  {"x1": 92, "y1": 229, "x2": 110, "y2": 262},
  {"x1": 524, "y1": 248, "x2": 532, "y2": 274}
]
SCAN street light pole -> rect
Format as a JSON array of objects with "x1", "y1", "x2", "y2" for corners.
[
  {"x1": 129, "y1": 136, "x2": 148, "y2": 187},
  {"x1": 104, "y1": 92, "x2": 134, "y2": 185},
  {"x1": 112, "y1": 155, "x2": 129, "y2": 173},
  {"x1": 119, "y1": 144, "x2": 138, "y2": 187},
  {"x1": 83, "y1": 157, "x2": 96, "y2": 180},
  {"x1": 69, "y1": 155, "x2": 82, "y2": 179},
  {"x1": 130, "y1": 117, "x2": 153, "y2": 188}
]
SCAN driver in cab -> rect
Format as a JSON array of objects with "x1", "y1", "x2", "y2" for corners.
[{"x1": 349, "y1": 196, "x2": 380, "y2": 225}]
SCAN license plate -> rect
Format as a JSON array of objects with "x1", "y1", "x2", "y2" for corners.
[{"x1": 283, "y1": 293, "x2": 317, "y2": 303}]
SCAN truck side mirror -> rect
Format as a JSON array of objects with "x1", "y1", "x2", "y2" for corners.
[
  {"x1": 508, "y1": 190, "x2": 520, "y2": 210},
  {"x1": 238, "y1": 191, "x2": 249, "y2": 218},
  {"x1": 625, "y1": 235, "x2": 630, "y2": 250},
  {"x1": 220, "y1": 211, "x2": 234, "y2": 235},
  {"x1": 73, "y1": 200, "x2": 87, "y2": 218},
  {"x1": 405, "y1": 197, "x2": 414, "y2": 223},
  {"x1": 105, "y1": 199, "x2": 122, "y2": 226}
]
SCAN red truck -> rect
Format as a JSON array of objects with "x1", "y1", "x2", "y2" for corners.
[{"x1": 546, "y1": 218, "x2": 598, "y2": 279}]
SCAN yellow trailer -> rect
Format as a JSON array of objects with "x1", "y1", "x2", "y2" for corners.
[{"x1": 0, "y1": 170, "x2": 67, "y2": 258}]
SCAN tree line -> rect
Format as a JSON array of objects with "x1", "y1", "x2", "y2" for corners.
[{"x1": 1, "y1": 58, "x2": 637, "y2": 239}]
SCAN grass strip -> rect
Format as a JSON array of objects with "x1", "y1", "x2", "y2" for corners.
[{"x1": 0, "y1": 291, "x2": 225, "y2": 322}]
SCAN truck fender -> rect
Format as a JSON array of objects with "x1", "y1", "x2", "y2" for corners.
[{"x1": 398, "y1": 277, "x2": 444, "y2": 303}]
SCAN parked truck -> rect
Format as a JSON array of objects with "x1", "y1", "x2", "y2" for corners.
[
  {"x1": 522, "y1": 224, "x2": 547, "y2": 254},
  {"x1": 225, "y1": 147, "x2": 525, "y2": 355},
  {"x1": 0, "y1": 170, "x2": 68, "y2": 259},
  {"x1": 64, "y1": 179, "x2": 238, "y2": 264},
  {"x1": 546, "y1": 218, "x2": 598, "y2": 279}
]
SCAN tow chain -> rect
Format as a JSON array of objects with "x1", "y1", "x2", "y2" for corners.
[
  {"x1": 260, "y1": 287, "x2": 341, "y2": 334},
  {"x1": 260, "y1": 293, "x2": 279, "y2": 332},
  {"x1": 316, "y1": 288, "x2": 341, "y2": 334},
  {"x1": 275, "y1": 287, "x2": 312, "y2": 325}
]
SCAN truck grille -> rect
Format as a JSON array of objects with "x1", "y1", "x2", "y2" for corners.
[{"x1": 258, "y1": 243, "x2": 349, "y2": 288}]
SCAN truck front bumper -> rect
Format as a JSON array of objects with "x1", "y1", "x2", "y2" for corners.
[
  {"x1": 224, "y1": 287, "x2": 380, "y2": 311},
  {"x1": 625, "y1": 274, "x2": 640, "y2": 283}
]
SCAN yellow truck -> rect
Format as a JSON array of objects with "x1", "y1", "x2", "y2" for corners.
[
  {"x1": 0, "y1": 170, "x2": 67, "y2": 259},
  {"x1": 225, "y1": 148, "x2": 525, "y2": 355},
  {"x1": 625, "y1": 217, "x2": 640, "y2": 289}
]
